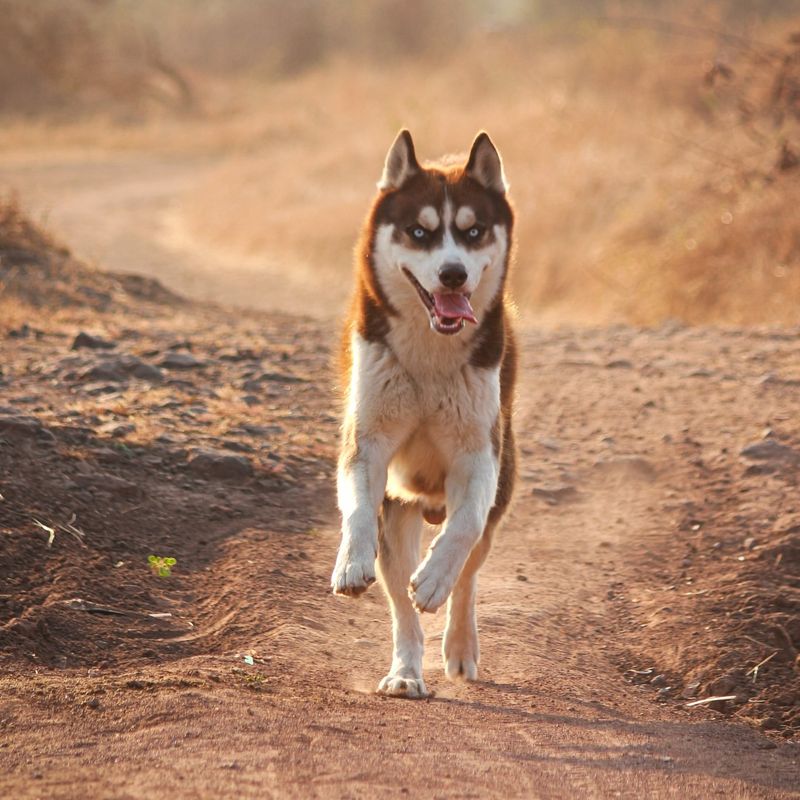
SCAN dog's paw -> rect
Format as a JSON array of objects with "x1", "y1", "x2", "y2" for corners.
[
  {"x1": 443, "y1": 630, "x2": 479, "y2": 682},
  {"x1": 377, "y1": 673, "x2": 429, "y2": 699},
  {"x1": 331, "y1": 551, "x2": 376, "y2": 597},
  {"x1": 408, "y1": 561, "x2": 454, "y2": 613}
]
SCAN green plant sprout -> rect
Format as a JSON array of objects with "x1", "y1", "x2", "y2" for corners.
[{"x1": 148, "y1": 555, "x2": 176, "y2": 577}]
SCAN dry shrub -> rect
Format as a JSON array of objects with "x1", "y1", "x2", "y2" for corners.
[
  {"x1": 174, "y1": 17, "x2": 800, "y2": 325},
  {"x1": 0, "y1": 0, "x2": 193, "y2": 116},
  {"x1": 2, "y1": 3, "x2": 798, "y2": 325},
  {"x1": 0, "y1": 197, "x2": 180, "y2": 315}
]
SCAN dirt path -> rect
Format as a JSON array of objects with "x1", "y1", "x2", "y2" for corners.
[
  {"x1": 0, "y1": 152, "x2": 332, "y2": 317},
  {"x1": 1, "y1": 155, "x2": 798, "y2": 798}
]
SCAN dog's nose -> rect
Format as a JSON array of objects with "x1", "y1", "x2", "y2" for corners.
[{"x1": 438, "y1": 262, "x2": 467, "y2": 289}]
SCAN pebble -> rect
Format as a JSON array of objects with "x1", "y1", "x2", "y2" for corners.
[
  {"x1": 74, "y1": 473, "x2": 142, "y2": 498},
  {"x1": 0, "y1": 414, "x2": 55, "y2": 442},
  {"x1": 531, "y1": 484, "x2": 578, "y2": 505},
  {"x1": 131, "y1": 363, "x2": 164, "y2": 382},
  {"x1": 188, "y1": 450, "x2": 253, "y2": 481},
  {"x1": 593, "y1": 455, "x2": 656, "y2": 481},
  {"x1": 98, "y1": 422, "x2": 136, "y2": 438},
  {"x1": 160, "y1": 352, "x2": 204, "y2": 369},
  {"x1": 72, "y1": 332, "x2": 115, "y2": 351},
  {"x1": 740, "y1": 440, "x2": 800, "y2": 464},
  {"x1": 259, "y1": 371, "x2": 308, "y2": 384}
]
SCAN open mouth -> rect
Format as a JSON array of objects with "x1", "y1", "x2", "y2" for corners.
[{"x1": 402, "y1": 268, "x2": 477, "y2": 336}]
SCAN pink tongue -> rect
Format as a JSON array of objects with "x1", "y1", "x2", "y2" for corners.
[{"x1": 432, "y1": 293, "x2": 477, "y2": 324}]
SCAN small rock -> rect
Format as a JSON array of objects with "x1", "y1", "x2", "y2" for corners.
[
  {"x1": 740, "y1": 439, "x2": 800, "y2": 464},
  {"x1": 759, "y1": 372, "x2": 800, "y2": 388},
  {"x1": 86, "y1": 697, "x2": 101, "y2": 710},
  {"x1": 160, "y1": 352, "x2": 203, "y2": 369},
  {"x1": 237, "y1": 424, "x2": 284, "y2": 437},
  {"x1": 593, "y1": 455, "x2": 656, "y2": 481},
  {"x1": 606, "y1": 359, "x2": 633, "y2": 369},
  {"x1": 531, "y1": 484, "x2": 578, "y2": 505},
  {"x1": 743, "y1": 536, "x2": 757, "y2": 550},
  {"x1": 744, "y1": 463, "x2": 778, "y2": 477},
  {"x1": 98, "y1": 422, "x2": 136, "y2": 438},
  {"x1": 538, "y1": 437, "x2": 561, "y2": 451},
  {"x1": 650, "y1": 674, "x2": 668, "y2": 688},
  {"x1": 8, "y1": 323, "x2": 31, "y2": 339},
  {"x1": 218, "y1": 348, "x2": 258, "y2": 362},
  {"x1": 708, "y1": 674, "x2": 737, "y2": 696},
  {"x1": 0, "y1": 415, "x2": 55, "y2": 443},
  {"x1": 74, "y1": 473, "x2": 142, "y2": 498},
  {"x1": 81, "y1": 364, "x2": 124, "y2": 383},
  {"x1": 756, "y1": 739, "x2": 778, "y2": 750},
  {"x1": 680, "y1": 682, "x2": 701, "y2": 699},
  {"x1": 221, "y1": 440, "x2": 255, "y2": 453},
  {"x1": 259, "y1": 371, "x2": 308, "y2": 384},
  {"x1": 72, "y1": 332, "x2": 116, "y2": 351},
  {"x1": 760, "y1": 716, "x2": 782, "y2": 731},
  {"x1": 80, "y1": 355, "x2": 146, "y2": 383},
  {"x1": 131, "y1": 363, "x2": 164, "y2": 383},
  {"x1": 188, "y1": 450, "x2": 253, "y2": 481},
  {"x1": 83, "y1": 382, "x2": 121, "y2": 397}
]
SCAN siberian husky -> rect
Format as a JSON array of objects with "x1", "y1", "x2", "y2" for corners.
[{"x1": 331, "y1": 130, "x2": 517, "y2": 697}]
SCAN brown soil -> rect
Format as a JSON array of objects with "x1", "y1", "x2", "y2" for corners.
[{"x1": 1, "y1": 200, "x2": 799, "y2": 798}]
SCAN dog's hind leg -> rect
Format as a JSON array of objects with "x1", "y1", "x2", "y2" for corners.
[
  {"x1": 442, "y1": 520, "x2": 496, "y2": 682},
  {"x1": 376, "y1": 498, "x2": 428, "y2": 698}
]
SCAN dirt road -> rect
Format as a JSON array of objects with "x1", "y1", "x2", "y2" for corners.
[
  {"x1": 1, "y1": 154, "x2": 798, "y2": 798},
  {"x1": 0, "y1": 152, "x2": 340, "y2": 317}
]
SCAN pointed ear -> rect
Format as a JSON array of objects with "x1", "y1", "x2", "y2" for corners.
[
  {"x1": 465, "y1": 132, "x2": 507, "y2": 194},
  {"x1": 377, "y1": 129, "x2": 419, "y2": 191}
]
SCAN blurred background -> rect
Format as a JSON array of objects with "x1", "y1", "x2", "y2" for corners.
[{"x1": 1, "y1": 0, "x2": 799, "y2": 325}]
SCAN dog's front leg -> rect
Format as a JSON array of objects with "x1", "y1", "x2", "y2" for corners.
[
  {"x1": 331, "y1": 430, "x2": 394, "y2": 597},
  {"x1": 409, "y1": 447, "x2": 498, "y2": 613}
]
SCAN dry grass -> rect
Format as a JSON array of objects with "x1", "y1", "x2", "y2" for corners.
[
  {"x1": 171, "y1": 22, "x2": 800, "y2": 325},
  {"x1": 1, "y1": 14, "x2": 799, "y2": 326}
]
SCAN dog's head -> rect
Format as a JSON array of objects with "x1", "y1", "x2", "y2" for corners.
[{"x1": 368, "y1": 130, "x2": 513, "y2": 336}]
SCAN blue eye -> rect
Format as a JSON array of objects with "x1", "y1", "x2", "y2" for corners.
[
  {"x1": 467, "y1": 226, "x2": 483, "y2": 239},
  {"x1": 410, "y1": 226, "x2": 426, "y2": 240}
]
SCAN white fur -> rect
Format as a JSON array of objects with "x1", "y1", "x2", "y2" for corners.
[
  {"x1": 331, "y1": 191, "x2": 509, "y2": 697},
  {"x1": 455, "y1": 205, "x2": 476, "y2": 229},
  {"x1": 418, "y1": 206, "x2": 440, "y2": 230}
]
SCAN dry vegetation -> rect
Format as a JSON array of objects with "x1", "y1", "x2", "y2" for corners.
[
  {"x1": 175, "y1": 21, "x2": 800, "y2": 326},
  {"x1": 0, "y1": 196, "x2": 180, "y2": 324},
  {"x1": 0, "y1": 2, "x2": 798, "y2": 324}
]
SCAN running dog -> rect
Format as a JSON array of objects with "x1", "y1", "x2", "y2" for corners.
[{"x1": 331, "y1": 130, "x2": 517, "y2": 698}]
